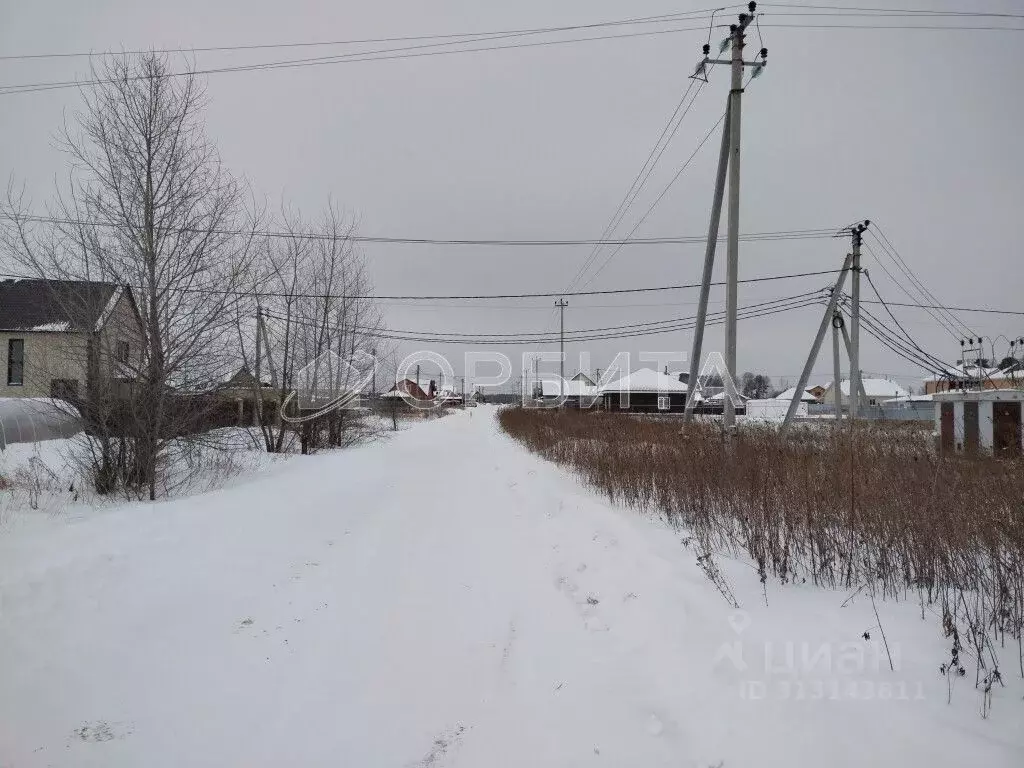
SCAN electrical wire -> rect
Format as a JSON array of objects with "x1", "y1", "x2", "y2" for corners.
[
  {"x1": 263, "y1": 293, "x2": 822, "y2": 345},
  {"x1": 0, "y1": 212, "x2": 838, "y2": 246},
  {"x1": 862, "y1": 240, "x2": 960, "y2": 342},
  {"x1": 563, "y1": 80, "x2": 700, "y2": 292},
  {"x1": 861, "y1": 269, "x2": 953, "y2": 373},
  {"x1": 0, "y1": 23, "x2": 716, "y2": 96},
  {"x1": 0, "y1": 267, "x2": 847, "y2": 301},
  {"x1": 579, "y1": 109, "x2": 728, "y2": 290},
  {"x1": 0, "y1": 8, "x2": 736, "y2": 61},
  {"x1": 866, "y1": 227, "x2": 976, "y2": 339}
]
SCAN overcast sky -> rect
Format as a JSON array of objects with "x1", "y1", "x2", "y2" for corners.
[{"x1": 1, "y1": 0, "x2": 1021, "y2": 392}]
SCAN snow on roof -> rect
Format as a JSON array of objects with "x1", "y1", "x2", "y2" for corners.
[
  {"x1": 923, "y1": 363, "x2": 1000, "y2": 382},
  {"x1": 833, "y1": 378, "x2": 910, "y2": 399},
  {"x1": 884, "y1": 393, "x2": 934, "y2": 403},
  {"x1": 708, "y1": 390, "x2": 747, "y2": 402},
  {"x1": 774, "y1": 386, "x2": 818, "y2": 402},
  {"x1": 541, "y1": 379, "x2": 597, "y2": 398},
  {"x1": 598, "y1": 368, "x2": 688, "y2": 394}
]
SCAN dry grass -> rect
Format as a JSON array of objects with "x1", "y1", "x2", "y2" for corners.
[{"x1": 500, "y1": 407, "x2": 1024, "y2": 685}]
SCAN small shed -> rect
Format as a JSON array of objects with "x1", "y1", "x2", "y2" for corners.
[
  {"x1": 934, "y1": 390, "x2": 1023, "y2": 457},
  {"x1": 598, "y1": 368, "x2": 688, "y2": 412}
]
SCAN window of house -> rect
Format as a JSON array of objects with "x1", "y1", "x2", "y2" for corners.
[
  {"x1": 657, "y1": 395, "x2": 671, "y2": 411},
  {"x1": 116, "y1": 340, "x2": 130, "y2": 364},
  {"x1": 7, "y1": 339, "x2": 24, "y2": 386}
]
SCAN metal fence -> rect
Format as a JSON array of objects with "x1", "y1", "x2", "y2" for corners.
[{"x1": 806, "y1": 402, "x2": 933, "y2": 422}]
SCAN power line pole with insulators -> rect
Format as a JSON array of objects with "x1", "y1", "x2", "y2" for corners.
[
  {"x1": 684, "y1": 2, "x2": 767, "y2": 428},
  {"x1": 849, "y1": 220, "x2": 869, "y2": 419}
]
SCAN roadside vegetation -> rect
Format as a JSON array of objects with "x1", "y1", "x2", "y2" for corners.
[{"x1": 499, "y1": 407, "x2": 1024, "y2": 701}]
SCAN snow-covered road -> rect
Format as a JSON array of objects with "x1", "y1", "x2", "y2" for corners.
[{"x1": 1, "y1": 407, "x2": 1021, "y2": 767}]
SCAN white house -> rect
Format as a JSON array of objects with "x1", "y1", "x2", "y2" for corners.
[
  {"x1": 774, "y1": 386, "x2": 819, "y2": 403},
  {"x1": 821, "y1": 377, "x2": 910, "y2": 407}
]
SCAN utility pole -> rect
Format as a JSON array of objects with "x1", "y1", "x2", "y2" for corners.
[
  {"x1": 849, "y1": 220, "x2": 869, "y2": 419},
  {"x1": 686, "y1": 3, "x2": 766, "y2": 428},
  {"x1": 832, "y1": 312, "x2": 843, "y2": 424},
  {"x1": 371, "y1": 347, "x2": 377, "y2": 399},
  {"x1": 837, "y1": 312, "x2": 869, "y2": 406},
  {"x1": 780, "y1": 253, "x2": 853, "y2": 433},
  {"x1": 684, "y1": 101, "x2": 731, "y2": 422},
  {"x1": 723, "y1": 10, "x2": 752, "y2": 431},
  {"x1": 555, "y1": 298, "x2": 568, "y2": 398}
]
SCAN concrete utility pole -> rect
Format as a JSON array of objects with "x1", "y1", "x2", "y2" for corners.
[
  {"x1": 555, "y1": 298, "x2": 568, "y2": 398},
  {"x1": 686, "y1": 3, "x2": 766, "y2": 429},
  {"x1": 723, "y1": 11, "x2": 750, "y2": 430},
  {"x1": 838, "y1": 312, "x2": 869, "y2": 407},
  {"x1": 849, "y1": 220, "x2": 870, "y2": 418},
  {"x1": 780, "y1": 253, "x2": 854, "y2": 433},
  {"x1": 684, "y1": 101, "x2": 732, "y2": 422},
  {"x1": 832, "y1": 312, "x2": 843, "y2": 424}
]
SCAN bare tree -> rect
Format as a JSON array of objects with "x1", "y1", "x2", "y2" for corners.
[
  {"x1": 2, "y1": 53, "x2": 260, "y2": 500},
  {"x1": 233, "y1": 202, "x2": 386, "y2": 454}
]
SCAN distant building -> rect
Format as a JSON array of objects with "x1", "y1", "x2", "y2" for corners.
[
  {"x1": 821, "y1": 377, "x2": 909, "y2": 407},
  {"x1": 924, "y1": 363, "x2": 1023, "y2": 394},
  {"x1": 807, "y1": 384, "x2": 828, "y2": 401},
  {"x1": 540, "y1": 378, "x2": 598, "y2": 408},
  {"x1": 935, "y1": 390, "x2": 1023, "y2": 456},
  {"x1": 774, "y1": 386, "x2": 820, "y2": 404},
  {"x1": 382, "y1": 378, "x2": 436, "y2": 401},
  {"x1": 597, "y1": 368, "x2": 688, "y2": 412},
  {"x1": 570, "y1": 371, "x2": 596, "y2": 387}
]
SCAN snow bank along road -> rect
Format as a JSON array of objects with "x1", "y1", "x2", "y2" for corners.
[{"x1": 1, "y1": 407, "x2": 1021, "y2": 767}]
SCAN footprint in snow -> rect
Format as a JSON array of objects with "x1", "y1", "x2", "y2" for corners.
[
  {"x1": 411, "y1": 724, "x2": 467, "y2": 768},
  {"x1": 72, "y1": 721, "x2": 133, "y2": 743}
]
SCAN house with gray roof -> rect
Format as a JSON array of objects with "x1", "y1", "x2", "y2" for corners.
[{"x1": 0, "y1": 279, "x2": 144, "y2": 402}]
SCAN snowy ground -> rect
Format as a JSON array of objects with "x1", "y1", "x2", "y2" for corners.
[{"x1": 1, "y1": 406, "x2": 1021, "y2": 767}]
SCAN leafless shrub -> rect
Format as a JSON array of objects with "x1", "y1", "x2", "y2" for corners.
[{"x1": 499, "y1": 407, "x2": 1024, "y2": 694}]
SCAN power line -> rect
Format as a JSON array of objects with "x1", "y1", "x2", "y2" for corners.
[
  {"x1": 856, "y1": 297, "x2": 1024, "y2": 317},
  {"x1": 862, "y1": 239, "x2": 960, "y2": 341},
  {"x1": 867, "y1": 226, "x2": 976, "y2": 337},
  {"x1": 0, "y1": 23, "x2": 719, "y2": 96},
  {"x1": 263, "y1": 293, "x2": 822, "y2": 344},
  {"x1": 564, "y1": 78, "x2": 704, "y2": 292},
  {"x1": 0, "y1": 267, "x2": 846, "y2": 301},
  {"x1": 0, "y1": 213, "x2": 838, "y2": 246},
  {"x1": 5, "y1": 13, "x2": 1020, "y2": 96},
  {"x1": 580, "y1": 109, "x2": 729, "y2": 290},
  {"x1": 860, "y1": 270, "x2": 951, "y2": 373},
  {"x1": 0, "y1": 8, "x2": 736, "y2": 62},
  {"x1": 759, "y1": 3, "x2": 1024, "y2": 17},
  {"x1": 357, "y1": 291, "x2": 822, "y2": 339},
  {"x1": 2, "y1": 5, "x2": 1017, "y2": 64}
]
